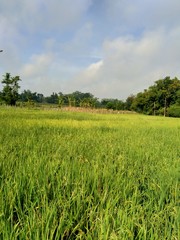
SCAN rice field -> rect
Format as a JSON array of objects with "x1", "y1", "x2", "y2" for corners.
[{"x1": 0, "y1": 107, "x2": 179, "y2": 240}]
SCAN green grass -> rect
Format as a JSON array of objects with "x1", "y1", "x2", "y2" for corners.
[{"x1": 0, "y1": 107, "x2": 179, "y2": 239}]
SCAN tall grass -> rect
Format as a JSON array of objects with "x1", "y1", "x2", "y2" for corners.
[{"x1": 0, "y1": 107, "x2": 179, "y2": 239}]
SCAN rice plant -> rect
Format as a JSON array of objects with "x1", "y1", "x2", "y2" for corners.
[{"x1": 0, "y1": 107, "x2": 179, "y2": 239}]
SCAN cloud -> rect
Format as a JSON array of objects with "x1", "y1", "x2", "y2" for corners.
[
  {"x1": 0, "y1": 0, "x2": 93, "y2": 76},
  {"x1": 19, "y1": 51, "x2": 82, "y2": 95},
  {"x1": 0, "y1": 0, "x2": 92, "y2": 32},
  {"x1": 1, "y1": 0, "x2": 180, "y2": 99},
  {"x1": 60, "y1": 22, "x2": 93, "y2": 57},
  {"x1": 19, "y1": 53, "x2": 53, "y2": 91},
  {"x1": 69, "y1": 27, "x2": 180, "y2": 99},
  {"x1": 104, "y1": 0, "x2": 180, "y2": 31},
  {"x1": 21, "y1": 53, "x2": 54, "y2": 78}
]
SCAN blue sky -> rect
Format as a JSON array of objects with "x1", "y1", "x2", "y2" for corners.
[{"x1": 0, "y1": 0, "x2": 180, "y2": 99}]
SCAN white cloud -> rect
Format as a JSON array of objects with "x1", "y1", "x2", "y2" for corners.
[
  {"x1": 19, "y1": 53, "x2": 56, "y2": 92},
  {"x1": 68, "y1": 27, "x2": 180, "y2": 99},
  {"x1": 1, "y1": 0, "x2": 180, "y2": 99},
  {"x1": 0, "y1": 0, "x2": 93, "y2": 82},
  {"x1": 19, "y1": 52, "x2": 82, "y2": 95},
  {"x1": 0, "y1": 0, "x2": 92, "y2": 32},
  {"x1": 43, "y1": 0, "x2": 92, "y2": 30},
  {"x1": 74, "y1": 60, "x2": 103, "y2": 85},
  {"x1": 21, "y1": 53, "x2": 54, "y2": 78},
  {"x1": 105, "y1": 0, "x2": 180, "y2": 30},
  {"x1": 61, "y1": 22, "x2": 93, "y2": 56}
]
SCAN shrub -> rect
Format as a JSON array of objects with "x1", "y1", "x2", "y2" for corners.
[{"x1": 167, "y1": 104, "x2": 180, "y2": 117}]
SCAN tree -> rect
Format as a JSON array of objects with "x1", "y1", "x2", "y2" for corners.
[
  {"x1": 131, "y1": 76, "x2": 180, "y2": 116},
  {"x1": 101, "y1": 98, "x2": 125, "y2": 110},
  {"x1": 125, "y1": 95, "x2": 135, "y2": 110},
  {"x1": 0, "y1": 91, "x2": 3, "y2": 104},
  {"x1": 167, "y1": 104, "x2": 180, "y2": 117},
  {"x1": 45, "y1": 92, "x2": 59, "y2": 104},
  {"x1": 175, "y1": 90, "x2": 180, "y2": 105},
  {"x1": 70, "y1": 91, "x2": 95, "y2": 107},
  {"x1": 152, "y1": 76, "x2": 180, "y2": 116},
  {"x1": 19, "y1": 90, "x2": 45, "y2": 105},
  {"x1": 1, "y1": 73, "x2": 21, "y2": 105},
  {"x1": 58, "y1": 94, "x2": 64, "y2": 108}
]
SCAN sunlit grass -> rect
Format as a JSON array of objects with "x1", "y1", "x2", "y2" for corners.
[{"x1": 0, "y1": 107, "x2": 179, "y2": 239}]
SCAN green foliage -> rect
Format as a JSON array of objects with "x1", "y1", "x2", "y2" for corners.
[
  {"x1": 0, "y1": 108, "x2": 179, "y2": 239},
  {"x1": 29, "y1": 91, "x2": 100, "y2": 108},
  {"x1": 1, "y1": 73, "x2": 21, "y2": 105},
  {"x1": 125, "y1": 94, "x2": 135, "y2": 110},
  {"x1": 176, "y1": 90, "x2": 180, "y2": 105},
  {"x1": 20, "y1": 90, "x2": 44, "y2": 103},
  {"x1": 5, "y1": 73, "x2": 179, "y2": 117},
  {"x1": 0, "y1": 91, "x2": 3, "y2": 104},
  {"x1": 45, "y1": 92, "x2": 59, "y2": 104},
  {"x1": 65, "y1": 91, "x2": 98, "y2": 108},
  {"x1": 167, "y1": 104, "x2": 180, "y2": 117},
  {"x1": 58, "y1": 94, "x2": 64, "y2": 108},
  {"x1": 102, "y1": 99, "x2": 125, "y2": 110},
  {"x1": 70, "y1": 91, "x2": 95, "y2": 107},
  {"x1": 132, "y1": 76, "x2": 180, "y2": 117}
]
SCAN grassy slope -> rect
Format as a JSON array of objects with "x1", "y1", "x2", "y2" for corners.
[{"x1": 0, "y1": 107, "x2": 179, "y2": 239}]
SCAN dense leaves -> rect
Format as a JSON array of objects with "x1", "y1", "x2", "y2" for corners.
[
  {"x1": 1, "y1": 73, "x2": 180, "y2": 116},
  {"x1": 131, "y1": 76, "x2": 180, "y2": 116},
  {"x1": 0, "y1": 73, "x2": 21, "y2": 106}
]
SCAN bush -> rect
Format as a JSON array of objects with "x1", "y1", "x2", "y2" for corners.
[
  {"x1": 156, "y1": 108, "x2": 164, "y2": 116},
  {"x1": 167, "y1": 105, "x2": 180, "y2": 117}
]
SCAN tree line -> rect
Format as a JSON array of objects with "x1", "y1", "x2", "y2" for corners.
[{"x1": 0, "y1": 73, "x2": 180, "y2": 117}]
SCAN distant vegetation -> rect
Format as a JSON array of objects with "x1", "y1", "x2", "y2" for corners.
[{"x1": 0, "y1": 73, "x2": 180, "y2": 117}]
